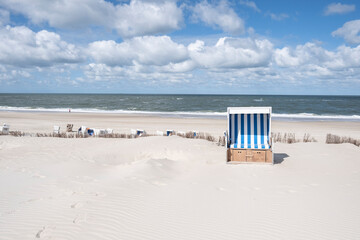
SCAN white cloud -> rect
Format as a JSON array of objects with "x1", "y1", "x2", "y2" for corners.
[
  {"x1": 0, "y1": 0, "x2": 113, "y2": 28},
  {"x1": 114, "y1": 0, "x2": 183, "y2": 38},
  {"x1": 83, "y1": 63, "x2": 192, "y2": 84},
  {"x1": 192, "y1": 0, "x2": 245, "y2": 35},
  {"x1": 0, "y1": 0, "x2": 183, "y2": 38},
  {"x1": 326, "y1": 44, "x2": 360, "y2": 69},
  {"x1": 273, "y1": 42, "x2": 360, "y2": 81},
  {"x1": 87, "y1": 36, "x2": 189, "y2": 67},
  {"x1": 83, "y1": 35, "x2": 276, "y2": 87},
  {"x1": 332, "y1": 19, "x2": 360, "y2": 44},
  {"x1": 0, "y1": 8, "x2": 9, "y2": 25},
  {"x1": 49, "y1": 37, "x2": 360, "y2": 91},
  {"x1": 160, "y1": 60, "x2": 197, "y2": 73},
  {"x1": 268, "y1": 12, "x2": 289, "y2": 21},
  {"x1": 0, "y1": 66, "x2": 31, "y2": 82},
  {"x1": 189, "y1": 37, "x2": 273, "y2": 68},
  {"x1": 0, "y1": 25, "x2": 83, "y2": 67},
  {"x1": 274, "y1": 43, "x2": 332, "y2": 67},
  {"x1": 324, "y1": 2, "x2": 356, "y2": 15},
  {"x1": 239, "y1": 0, "x2": 260, "y2": 12},
  {"x1": 88, "y1": 36, "x2": 273, "y2": 71}
]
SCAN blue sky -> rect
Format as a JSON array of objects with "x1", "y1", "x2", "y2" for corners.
[{"x1": 0, "y1": 0, "x2": 359, "y2": 94}]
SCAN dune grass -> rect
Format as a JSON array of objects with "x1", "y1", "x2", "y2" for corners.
[
  {"x1": 271, "y1": 132, "x2": 317, "y2": 144},
  {"x1": 326, "y1": 134, "x2": 360, "y2": 147}
]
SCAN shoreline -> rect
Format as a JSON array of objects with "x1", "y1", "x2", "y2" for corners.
[{"x1": 1, "y1": 108, "x2": 360, "y2": 122}]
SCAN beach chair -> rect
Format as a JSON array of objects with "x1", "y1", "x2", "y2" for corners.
[
  {"x1": 0, "y1": 124, "x2": 10, "y2": 134},
  {"x1": 192, "y1": 130, "x2": 199, "y2": 137},
  {"x1": 166, "y1": 130, "x2": 174, "y2": 136},
  {"x1": 131, "y1": 129, "x2": 145, "y2": 136},
  {"x1": 80, "y1": 126, "x2": 87, "y2": 135},
  {"x1": 136, "y1": 129, "x2": 145, "y2": 136},
  {"x1": 87, "y1": 128, "x2": 94, "y2": 136},
  {"x1": 94, "y1": 129, "x2": 106, "y2": 137},
  {"x1": 156, "y1": 130, "x2": 164, "y2": 136},
  {"x1": 53, "y1": 126, "x2": 60, "y2": 134},
  {"x1": 227, "y1": 107, "x2": 273, "y2": 164}
]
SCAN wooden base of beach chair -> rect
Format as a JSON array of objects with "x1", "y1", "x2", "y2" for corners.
[{"x1": 227, "y1": 149, "x2": 273, "y2": 164}]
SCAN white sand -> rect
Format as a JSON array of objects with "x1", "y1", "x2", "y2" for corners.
[{"x1": 0, "y1": 111, "x2": 360, "y2": 239}]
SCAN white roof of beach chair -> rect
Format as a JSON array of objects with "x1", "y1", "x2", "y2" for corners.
[{"x1": 228, "y1": 107, "x2": 271, "y2": 114}]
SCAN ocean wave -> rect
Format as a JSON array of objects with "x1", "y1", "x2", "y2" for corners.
[
  {"x1": 272, "y1": 113, "x2": 360, "y2": 121},
  {"x1": 0, "y1": 106, "x2": 226, "y2": 117},
  {"x1": 1, "y1": 106, "x2": 360, "y2": 121}
]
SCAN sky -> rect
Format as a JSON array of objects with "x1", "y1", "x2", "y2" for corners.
[{"x1": 0, "y1": 0, "x2": 359, "y2": 95}]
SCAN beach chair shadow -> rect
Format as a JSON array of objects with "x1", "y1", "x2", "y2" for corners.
[{"x1": 274, "y1": 153, "x2": 289, "y2": 164}]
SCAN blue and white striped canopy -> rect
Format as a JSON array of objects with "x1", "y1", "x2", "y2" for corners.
[{"x1": 228, "y1": 113, "x2": 271, "y2": 149}]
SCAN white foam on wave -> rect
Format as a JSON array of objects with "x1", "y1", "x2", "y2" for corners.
[
  {"x1": 273, "y1": 113, "x2": 360, "y2": 121},
  {"x1": 0, "y1": 106, "x2": 226, "y2": 116},
  {"x1": 1, "y1": 106, "x2": 360, "y2": 121}
]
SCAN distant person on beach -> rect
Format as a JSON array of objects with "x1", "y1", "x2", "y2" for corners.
[{"x1": 69, "y1": 109, "x2": 71, "y2": 113}]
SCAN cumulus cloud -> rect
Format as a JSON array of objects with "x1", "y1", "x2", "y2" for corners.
[
  {"x1": 0, "y1": 0, "x2": 183, "y2": 38},
  {"x1": 114, "y1": 0, "x2": 183, "y2": 38},
  {"x1": 326, "y1": 44, "x2": 360, "y2": 69},
  {"x1": 273, "y1": 41, "x2": 360, "y2": 80},
  {"x1": 83, "y1": 63, "x2": 192, "y2": 84},
  {"x1": 324, "y1": 2, "x2": 355, "y2": 15},
  {"x1": 87, "y1": 35, "x2": 273, "y2": 72},
  {"x1": 0, "y1": 25, "x2": 83, "y2": 67},
  {"x1": 332, "y1": 19, "x2": 360, "y2": 44},
  {"x1": 87, "y1": 36, "x2": 189, "y2": 67},
  {"x1": 0, "y1": 66, "x2": 31, "y2": 83},
  {"x1": 0, "y1": 8, "x2": 9, "y2": 25},
  {"x1": 274, "y1": 43, "x2": 332, "y2": 67},
  {"x1": 239, "y1": 0, "x2": 260, "y2": 12},
  {"x1": 0, "y1": 0, "x2": 113, "y2": 28},
  {"x1": 192, "y1": 0, "x2": 245, "y2": 35},
  {"x1": 189, "y1": 37, "x2": 273, "y2": 68}
]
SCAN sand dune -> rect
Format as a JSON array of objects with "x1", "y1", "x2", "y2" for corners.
[{"x1": 0, "y1": 112, "x2": 360, "y2": 239}]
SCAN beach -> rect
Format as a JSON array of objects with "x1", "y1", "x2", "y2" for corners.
[{"x1": 1, "y1": 111, "x2": 360, "y2": 239}]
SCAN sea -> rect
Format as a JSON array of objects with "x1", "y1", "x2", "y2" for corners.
[{"x1": 0, "y1": 94, "x2": 359, "y2": 121}]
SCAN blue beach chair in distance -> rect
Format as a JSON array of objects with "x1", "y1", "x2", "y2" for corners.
[{"x1": 226, "y1": 107, "x2": 273, "y2": 164}]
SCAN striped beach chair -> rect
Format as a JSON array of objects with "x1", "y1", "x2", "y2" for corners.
[
  {"x1": 227, "y1": 107, "x2": 273, "y2": 163},
  {"x1": 0, "y1": 123, "x2": 10, "y2": 135},
  {"x1": 166, "y1": 130, "x2": 174, "y2": 136}
]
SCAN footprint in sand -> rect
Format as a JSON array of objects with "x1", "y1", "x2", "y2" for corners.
[
  {"x1": 93, "y1": 192, "x2": 107, "y2": 197},
  {"x1": 35, "y1": 226, "x2": 55, "y2": 239},
  {"x1": 73, "y1": 213, "x2": 87, "y2": 224},
  {"x1": 71, "y1": 202, "x2": 83, "y2": 209},
  {"x1": 36, "y1": 227, "x2": 45, "y2": 238}
]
